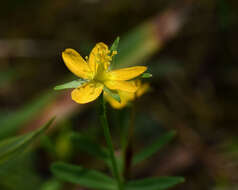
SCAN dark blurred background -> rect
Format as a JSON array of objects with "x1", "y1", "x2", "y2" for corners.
[{"x1": 0, "y1": 0, "x2": 238, "y2": 190}]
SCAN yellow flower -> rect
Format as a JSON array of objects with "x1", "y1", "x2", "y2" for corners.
[
  {"x1": 62, "y1": 42, "x2": 147, "y2": 104},
  {"x1": 104, "y1": 80, "x2": 150, "y2": 109}
]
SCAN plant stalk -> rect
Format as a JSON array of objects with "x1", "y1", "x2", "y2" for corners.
[{"x1": 98, "y1": 94, "x2": 123, "y2": 190}]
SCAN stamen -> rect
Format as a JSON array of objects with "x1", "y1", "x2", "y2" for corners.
[{"x1": 112, "y1": 50, "x2": 117, "y2": 56}]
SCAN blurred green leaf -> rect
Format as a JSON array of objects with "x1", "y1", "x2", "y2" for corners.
[
  {"x1": 0, "y1": 152, "x2": 43, "y2": 190},
  {"x1": 115, "y1": 24, "x2": 159, "y2": 69},
  {"x1": 103, "y1": 86, "x2": 121, "y2": 103},
  {"x1": 0, "y1": 92, "x2": 55, "y2": 139},
  {"x1": 71, "y1": 132, "x2": 109, "y2": 161},
  {"x1": 54, "y1": 79, "x2": 86, "y2": 90},
  {"x1": 133, "y1": 131, "x2": 176, "y2": 165},
  {"x1": 40, "y1": 179, "x2": 62, "y2": 190},
  {"x1": 0, "y1": 69, "x2": 17, "y2": 88},
  {"x1": 0, "y1": 117, "x2": 55, "y2": 165},
  {"x1": 51, "y1": 162, "x2": 117, "y2": 190},
  {"x1": 71, "y1": 133, "x2": 124, "y2": 176},
  {"x1": 125, "y1": 177, "x2": 184, "y2": 190},
  {"x1": 149, "y1": 59, "x2": 183, "y2": 77},
  {"x1": 141, "y1": 73, "x2": 152, "y2": 78},
  {"x1": 71, "y1": 133, "x2": 121, "y2": 176}
]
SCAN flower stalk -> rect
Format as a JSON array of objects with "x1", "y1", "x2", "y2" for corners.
[{"x1": 98, "y1": 94, "x2": 123, "y2": 190}]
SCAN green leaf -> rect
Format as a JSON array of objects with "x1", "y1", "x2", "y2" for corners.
[
  {"x1": 0, "y1": 92, "x2": 55, "y2": 139},
  {"x1": 110, "y1": 36, "x2": 120, "y2": 52},
  {"x1": 54, "y1": 79, "x2": 86, "y2": 90},
  {"x1": 51, "y1": 162, "x2": 117, "y2": 190},
  {"x1": 133, "y1": 131, "x2": 176, "y2": 165},
  {"x1": 0, "y1": 117, "x2": 55, "y2": 164},
  {"x1": 113, "y1": 24, "x2": 159, "y2": 69},
  {"x1": 103, "y1": 86, "x2": 121, "y2": 103},
  {"x1": 0, "y1": 152, "x2": 43, "y2": 190},
  {"x1": 125, "y1": 177, "x2": 185, "y2": 190},
  {"x1": 40, "y1": 179, "x2": 62, "y2": 190},
  {"x1": 71, "y1": 133, "x2": 109, "y2": 161},
  {"x1": 141, "y1": 72, "x2": 152, "y2": 78}
]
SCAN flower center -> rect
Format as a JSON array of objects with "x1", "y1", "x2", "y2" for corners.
[
  {"x1": 96, "y1": 48, "x2": 112, "y2": 70},
  {"x1": 94, "y1": 49, "x2": 117, "y2": 82}
]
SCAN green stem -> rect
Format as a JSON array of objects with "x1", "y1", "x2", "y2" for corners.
[{"x1": 98, "y1": 94, "x2": 123, "y2": 190}]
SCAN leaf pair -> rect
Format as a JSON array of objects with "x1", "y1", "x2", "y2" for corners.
[
  {"x1": 51, "y1": 162, "x2": 184, "y2": 190},
  {"x1": 71, "y1": 130, "x2": 175, "y2": 167},
  {"x1": 52, "y1": 131, "x2": 183, "y2": 190}
]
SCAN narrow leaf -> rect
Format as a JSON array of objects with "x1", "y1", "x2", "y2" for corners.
[
  {"x1": 0, "y1": 92, "x2": 55, "y2": 139},
  {"x1": 0, "y1": 117, "x2": 55, "y2": 164},
  {"x1": 133, "y1": 131, "x2": 176, "y2": 165},
  {"x1": 54, "y1": 79, "x2": 86, "y2": 90},
  {"x1": 141, "y1": 73, "x2": 152, "y2": 78},
  {"x1": 71, "y1": 133, "x2": 109, "y2": 161},
  {"x1": 51, "y1": 162, "x2": 117, "y2": 190},
  {"x1": 110, "y1": 36, "x2": 120, "y2": 52},
  {"x1": 125, "y1": 177, "x2": 185, "y2": 190},
  {"x1": 103, "y1": 86, "x2": 121, "y2": 103}
]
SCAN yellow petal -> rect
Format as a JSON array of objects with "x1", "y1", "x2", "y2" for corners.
[
  {"x1": 104, "y1": 92, "x2": 127, "y2": 109},
  {"x1": 62, "y1": 48, "x2": 93, "y2": 79},
  {"x1": 71, "y1": 82, "x2": 103, "y2": 104},
  {"x1": 136, "y1": 83, "x2": 150, "y2": 97},
  {"x1": 104, "y1": 80, "x2": 137, "y2": 92},
  {"x1": 106, "y1": 66, "x2": 147, "y2": 81},
  {"x1": 88, "y1": 42, "x2": 110, "y2": 75},
  {"x1": 104, "y1": 91, "x2": 134, "y2": 109}
]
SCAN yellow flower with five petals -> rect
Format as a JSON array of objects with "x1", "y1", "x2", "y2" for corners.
[{"x1": 62, "y1": 42, "x2": 147, "y2": 104}]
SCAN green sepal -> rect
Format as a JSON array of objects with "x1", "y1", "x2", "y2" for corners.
[
  {"x1": 141, "y1": 72, "x2": 152, "y2": 78},
  {"x1": 110, "y1": 36, "x2": 120, "y2": 52},
  {"x1": 54, "y1": 79, "x2": 87, "y2": 90},
  {"x1": 109, "y1": 37, "x2": 120, "y2": 69},
  {"x1": 103, "y1": 86, "x2": 121, "y2": 103}
]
